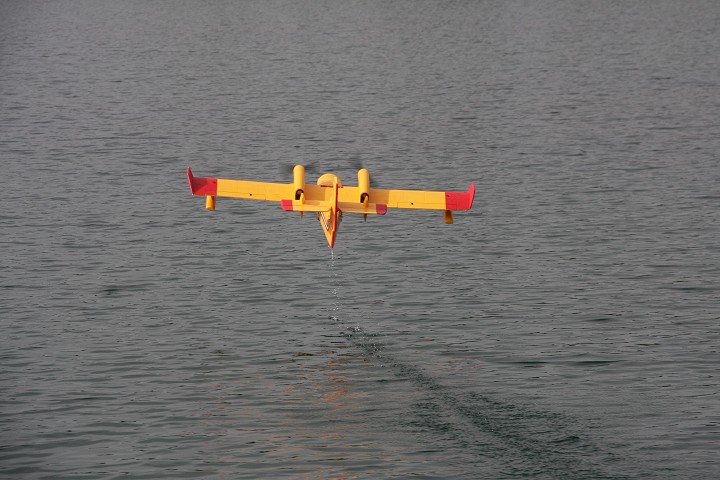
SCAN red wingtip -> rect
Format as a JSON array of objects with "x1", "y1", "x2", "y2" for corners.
[
  {"x1": 467, "y1": 183, "x2": 476, "y2": 210},
  {"x1": 444, "y1": 184, "x2": 475, "y2": 211},
  {"x1": 187, "y1": 167, "x2": 218, "y2": 196}
]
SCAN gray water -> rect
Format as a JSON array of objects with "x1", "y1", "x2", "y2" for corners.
[{"x1": 2, "y1": 0, "x2": 719, "y2": 478}]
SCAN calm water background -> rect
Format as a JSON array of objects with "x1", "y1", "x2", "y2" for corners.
[{"x1": 2, "y1": 0, "x2": 719, "y2": 478}]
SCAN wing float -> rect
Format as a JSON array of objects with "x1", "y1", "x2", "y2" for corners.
[{"x1": 187, "y1": 165, "x2": 474, "y2": 248}]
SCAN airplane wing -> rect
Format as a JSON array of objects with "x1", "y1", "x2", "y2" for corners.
[
  {"x1": 189, "y1": 167, "x2": 474, "y2": 219},
  {"x1": 336, "y1": 184, "x2": 475, "y2": 211},
  {"x1": 189, "y1": 166, "x2": 474, "y2": 245},
  {"x1": 187, "y1": 168, "x2": 294, "y2": 202}
]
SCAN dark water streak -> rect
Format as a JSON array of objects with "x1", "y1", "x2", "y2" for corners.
[{"x1": 341, "y1": 326, "x2": 624, "y2": 479}]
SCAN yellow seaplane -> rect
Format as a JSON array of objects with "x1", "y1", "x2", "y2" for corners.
[{"x1": 187, "y1": 166, "x2": 475, "y2": 248}]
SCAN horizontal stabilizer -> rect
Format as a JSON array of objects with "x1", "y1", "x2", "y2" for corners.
[
  {"x1": 280, "y1": 200, "x2": 330, "y2": 213},
  {"x1": 338, "y1": 202, "x2": 387, "y2": 215}
]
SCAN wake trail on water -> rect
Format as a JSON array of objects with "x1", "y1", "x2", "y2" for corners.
[{"x1": 325, "y1": 252, "x2": 629, "y2": 479}]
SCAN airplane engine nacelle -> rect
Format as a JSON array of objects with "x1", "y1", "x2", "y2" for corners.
[
  {"x1": 358, "y1": 168, "x2": 370, "y2": 204},
  {"x1": 293, "y1": 164, "x2": 305, "y2": 200}
]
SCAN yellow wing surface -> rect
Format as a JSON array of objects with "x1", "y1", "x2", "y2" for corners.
[{"x1": 188, "y1": 168, "x2": 475, "y2": 213}]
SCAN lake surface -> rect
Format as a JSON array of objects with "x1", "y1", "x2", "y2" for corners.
[{"x1": 1, "y1": 0, "x2": 719, "y2": 478}]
